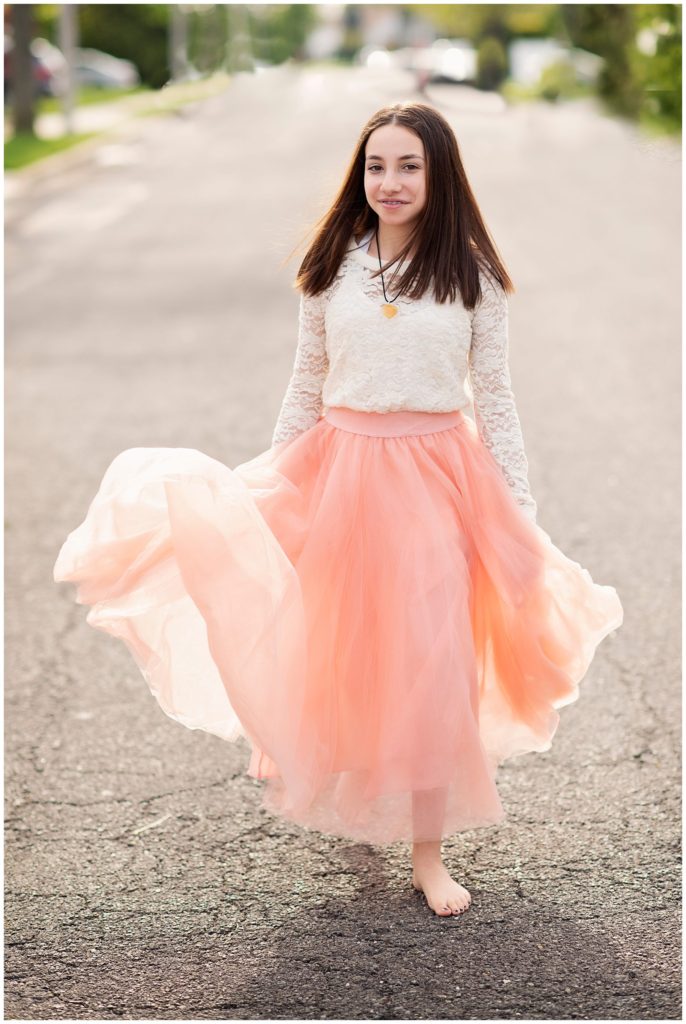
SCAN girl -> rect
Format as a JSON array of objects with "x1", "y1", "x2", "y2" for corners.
[{"x1": 54, "y1": 102, "x2": 623, "y2": 918}]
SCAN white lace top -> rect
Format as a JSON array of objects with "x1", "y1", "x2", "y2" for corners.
[{"x1": 272, "y1": 228, "x2": 537, "y2": 521}]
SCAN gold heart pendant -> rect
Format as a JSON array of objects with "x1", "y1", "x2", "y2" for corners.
[{"x1": 381, "y1": 304, "x2": 398, "y2": 318}]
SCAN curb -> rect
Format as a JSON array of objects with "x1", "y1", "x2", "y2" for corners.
[
  {"x1": 5, "y1": 76, "x2": 233, "y2": 195},
  {"x1": 4, "y1": 118, "x2": 154, "y2": 227},
  {"x1": 6, "y1": 121, "x2": 141, "y2": 187}
]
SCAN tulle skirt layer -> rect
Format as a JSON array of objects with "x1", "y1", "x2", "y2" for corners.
[{"x1": 53, "y1": 406, "x2": 623, "y2": 845}]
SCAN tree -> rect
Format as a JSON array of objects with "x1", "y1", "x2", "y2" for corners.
[
  {"x1": 77, "y1": 4, "x2": 170, "y2": 88},
  {"x1": 476, "y1": 35, "x2": 508, "y2": 90},
  {"x1": 631, "y1": 4, "x2": 681, "y2": 128},
  {"x1": 562, "y1": 3, "x2": 681, "y2": 127},
  {"x1": 561, "y1": 4, "x2": 640, "y2": 116},
  {"x1": 11, "y1": 4, "x2": 36, "y2": 134},
  {"x1": 246, "y1": 4, "x2": 317, "y2": 66},
  {"x1": 407, "y1": 4, "x2": 559, "y2": 41}
]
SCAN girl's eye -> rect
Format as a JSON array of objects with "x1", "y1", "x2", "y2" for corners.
[{"x1": 367, "y1": 164, "x2": 419, "y2": 172}]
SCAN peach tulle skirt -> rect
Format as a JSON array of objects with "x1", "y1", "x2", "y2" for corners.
[{"x1": 53, "y1": 406, "x2": 623, "y2": 845}]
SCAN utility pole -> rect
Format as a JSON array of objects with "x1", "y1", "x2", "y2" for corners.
[
  {"x1": 12, "y1": 3, "x2": 35, "y2": 135},
  {"x1": 58, "y1": 4, "x2": 78, "y2": 135},
  {"x1": 225, "y1": 4, "x2": 253, "y2": 74},
  {"x1": 169, "y1": 4, "x2": 189, "y2": 82}
]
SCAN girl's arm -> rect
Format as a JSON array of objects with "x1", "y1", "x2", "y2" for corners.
[
  {"x1": 272, "y1": 290, "x2": 329, "y2": 446},
  {"x1": 468, "y1": 270, "x2": 538, "y2": 523}
]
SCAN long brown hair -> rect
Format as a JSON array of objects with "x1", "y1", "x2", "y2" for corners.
[{"x1": 287, "y1": 102, "x2": 513, "y2": 310}]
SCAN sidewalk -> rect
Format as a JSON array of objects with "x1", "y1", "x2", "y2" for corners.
[{"x1": 4, "y1": 73, "x2": 232, "y2": 198}]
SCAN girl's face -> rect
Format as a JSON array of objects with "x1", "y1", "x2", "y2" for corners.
[{"x1": 363, "y1": 124, "x2": 427, "y2": 230}]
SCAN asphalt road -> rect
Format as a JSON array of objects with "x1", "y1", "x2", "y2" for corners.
[{"x1": 5, "y1": 65, "x2": 681, "y2": 1020}]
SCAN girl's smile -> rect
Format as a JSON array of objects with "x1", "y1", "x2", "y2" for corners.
[{"x1": 364, "y1": 123, "x2": 427, "y2": 238}]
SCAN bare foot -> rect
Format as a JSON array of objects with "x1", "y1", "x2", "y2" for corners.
[{"x1": 411, "y1": 858, "x2": 472, "y2": 917}]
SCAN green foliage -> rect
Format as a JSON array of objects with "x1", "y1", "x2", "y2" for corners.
[
  {"x1": 5, "y1": 130, "x2": 97, "y2": 170},
  {"x1": 33, "y1": 5, "x2": 60, "y2": 39},
  {"x1": 335, "y1": 5, "x2": 364, "y2": 62},
  {"x1": 536, "y1": 59, "x2": 583, "y2": 101},
  {"x1": 33, "y1": 4, "x2": 318, "y2": 82},
  {"x1": 24, "y1": 3, "x2": 683, "y2": 136},
  {"x1": 77, "y1": 5, "x2": 171, "y2": 88},
  {"x1": 631, "y1": 4, "x2": 681, "y2": 128},
  {"x1": 561, "y1": 4, "x2": 681, "y2": 130},
  {"x1": 504, "y1": 5, "x2": 561, "y2": 37},
  {"x1": 35, "y1": 84, "x2": 149, "y2": 114},
  {"x1": 247, "y1": 4, "x2": 317, "y2": 64},
  {"x1": 407, "y1": 4, "x2": 558, "y2": 40},
  {"x1": 476, "y1": 36, "x2": 508, "y2": 90},
  {"x1": 32, "y1": 6, "x2": 172, "y2": 84},
  {"x1": 561, "y1": 4, "x2": 640, "y2": 115},
  {"x1": 413, "y1": 2, "x2": 680, "y2": 132}
]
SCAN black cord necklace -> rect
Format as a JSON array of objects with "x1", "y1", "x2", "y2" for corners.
[{"x1": 375, "y1": 225, "x2": 403, "y2": 319}]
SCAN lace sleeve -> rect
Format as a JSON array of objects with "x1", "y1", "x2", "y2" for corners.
[
  {"x1": 271, "y1": 289, "x2": 329, "y2": 446},
  {"x1": 468, "y1": 270, "x2": 538, "y2": 522}
]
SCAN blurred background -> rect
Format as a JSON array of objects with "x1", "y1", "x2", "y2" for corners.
[
  {"x1": 5, "y1": 4, "x2": 682, "y2": 1021},
  {"x1": 4, "y1": 2, "x2": 682, "y2": 166}
]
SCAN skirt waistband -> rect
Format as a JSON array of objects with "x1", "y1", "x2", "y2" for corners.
[{"x1": 324, "y1": 406, "x2": 466, "y2": 438}]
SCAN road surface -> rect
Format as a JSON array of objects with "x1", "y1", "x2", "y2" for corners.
[{"x1": 5, "y1": 65, "x2": 681, "y2": 1019}]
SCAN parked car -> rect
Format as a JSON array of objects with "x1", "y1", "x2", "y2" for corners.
[
  {"x1": 4, "y1": 37, "x2": 139, "y2": 101},
  {"x1": 73, "y1": 48, "x2": 140, "y2": 90},
  {"x1": 4, "y1": 34, "x2": 67, "y2": 100}
]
